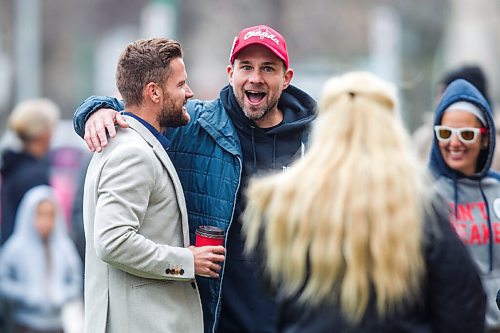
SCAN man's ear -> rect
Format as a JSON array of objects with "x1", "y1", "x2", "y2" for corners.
[
  {"x1": 282, "y1": 67, "x2": 294, "y2": 90},
  {"x1": 145, "y1": 82, "x2": 161, "y2": 103},
  {"x1": 227, "y1": 65, "x2": 234, "y2": 86}
]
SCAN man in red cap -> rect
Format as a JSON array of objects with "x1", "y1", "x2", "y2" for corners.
[{"x1": 73, "y1": 24, "x2": 317, "y2": 333}]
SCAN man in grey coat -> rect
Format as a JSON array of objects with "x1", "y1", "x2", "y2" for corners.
[{"x1": 83, "y1": 38, "x2": 225, "y2": 333}]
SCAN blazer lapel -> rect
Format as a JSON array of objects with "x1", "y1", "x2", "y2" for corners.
[{"x1": 125, "y1": 116, "x2": 191, "y2": 247}]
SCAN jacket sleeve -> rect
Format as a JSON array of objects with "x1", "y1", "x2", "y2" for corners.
[
  {"x1": 425, "y1": 201, "x2": 486, "y2": 333},
  {"x1": 93, "y1": 143, "x2": 195, "y2": 281},
  {"x1": 0, "y1": 246, "x2": 29, "y2": 305},
  {"x1": 73, "y1": 95, "x2": 125, "y2": 138}
]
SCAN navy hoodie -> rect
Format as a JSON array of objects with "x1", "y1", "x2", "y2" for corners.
[
  {"x1": 0, "y1": 150, "x2": 50, "y2": 245},
  {"x1": 428, "y1": 79, "x2": 500, "y2": 329},
  {"x1": 217, "y1": 84, "x2": 316, "y2": 333}
]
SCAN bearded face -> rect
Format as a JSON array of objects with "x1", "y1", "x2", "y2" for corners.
[
  {"x1": 228, "y1": 44, "x2": 292, "y2": 127},
  {"x1": 157, "y1": 57, "x2": 193, "y2": 128}
]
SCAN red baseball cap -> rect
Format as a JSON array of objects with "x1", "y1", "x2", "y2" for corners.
[{"x1": 229, "y1": 25, "x2": 289, "y2": 69}]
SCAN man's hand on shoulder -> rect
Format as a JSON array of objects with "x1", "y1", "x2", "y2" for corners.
[{"x1": 84, "y1": 108, "x2": 129, "y2": 152}]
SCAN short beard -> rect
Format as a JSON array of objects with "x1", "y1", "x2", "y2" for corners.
[
  {"x1": 243, "y1": 106, "x2": 269, "y2": 121},
  {"x1": 236, "y1": 96, "x2": 278, "y2": 122},
  {"x1": 158, "y1": 107, "x2": 189, "y2": 128}
]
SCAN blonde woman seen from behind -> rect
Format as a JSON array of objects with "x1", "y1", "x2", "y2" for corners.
[{"x1": 243, "y1": 72, "x2": 485, "y2": 333}]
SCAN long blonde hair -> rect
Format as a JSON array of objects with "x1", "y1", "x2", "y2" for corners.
[{"x1": 244, "y1": 71, "x2": 427, "y2": 322}]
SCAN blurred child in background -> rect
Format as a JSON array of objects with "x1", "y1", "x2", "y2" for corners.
[{"x1": 0, "y1": 185, "x2": 82, "y2": 333}]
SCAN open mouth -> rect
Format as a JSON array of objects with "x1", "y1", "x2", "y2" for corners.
[{"x1": 245, "y1": 90, "x2": 266, "y2": 105}]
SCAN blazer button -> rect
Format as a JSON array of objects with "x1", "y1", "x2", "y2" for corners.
[{"x1": 179, "y1": 269, "x2": 185, "y2": 275}]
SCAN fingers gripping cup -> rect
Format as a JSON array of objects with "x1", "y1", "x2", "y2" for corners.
[{"x1": 195, "y1": 226, "x2": 225, "y2": 247}]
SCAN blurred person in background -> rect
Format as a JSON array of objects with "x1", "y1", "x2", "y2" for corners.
[
  {"x1": 0, "y1": 99, "x2": 60, "y2": 245},
  {"x1": 413, "y1": 64, "x2": 494, "y2": 166},
  {"x1": 437, "y1": 65, "x2": 491, "y2": 104},
  {"x1": 244, "y1": 71, "x2": 485, "y2": 332},
  {"x1": 429, "y1": 78, "x2": 500, "y2": 332},
  {"x1": 0, "y1": 185, "x2": 82, "y2": 333},
  {"x1": 72, "y1": 24, "x2": 317, "y2": 333},
  {"x1": 66, "y1": 156, "x2": 90, "y2": 297},
  {"x1": 69, "y1": 155, "x2": 90, "y2": 266}
]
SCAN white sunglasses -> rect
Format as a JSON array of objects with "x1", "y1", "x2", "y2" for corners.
[{"x1": 434, "y1": 125, "x2": 486, "y2": 144}]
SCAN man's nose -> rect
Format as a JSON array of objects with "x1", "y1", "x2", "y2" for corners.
[
  {"x1": 185, "y1": 84, "x2": 194, "y2": 99},
  {"x1": 249, "y1": 71, "x2": 264, "y2": 84}
]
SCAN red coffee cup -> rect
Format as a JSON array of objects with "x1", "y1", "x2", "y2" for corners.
[{"x1": 195, "y1": 226, "x2": 225, "y2": 247}]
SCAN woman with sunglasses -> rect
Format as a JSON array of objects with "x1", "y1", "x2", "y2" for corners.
[{"x1": 429, "y1": 78, "x2": 500, "y2": 332}]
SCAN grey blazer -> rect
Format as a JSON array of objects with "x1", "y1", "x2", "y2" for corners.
[{"x1": 83, "y1": 116, "x2": 203, "y2": 333}]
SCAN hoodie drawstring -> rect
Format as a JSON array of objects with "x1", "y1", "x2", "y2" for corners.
[
  {"x1": 479, "y1": 180, "x2": 494, "y2": 272},
  {"x1": 272, "y1": 135, "x2": 276, "y2": 169},
  {"x1": 453, "y1": 174, "x2": 459, "y2": 220},
  {"x1": 250, "y1": 127, "x2": 278, "y2": 171},
  {"x1": 251, "y1": 127, "x2": 257, "y2": 170}
]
